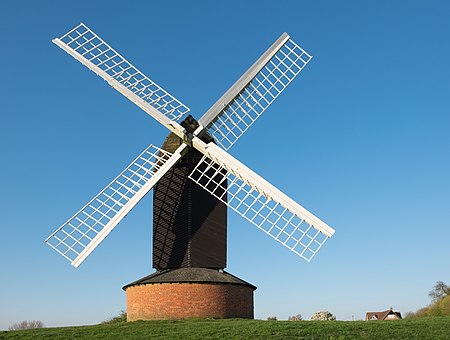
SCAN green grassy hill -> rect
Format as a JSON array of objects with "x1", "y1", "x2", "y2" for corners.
[{"x1": 3, "y1": 317, "x2": 450, "y2": 339}]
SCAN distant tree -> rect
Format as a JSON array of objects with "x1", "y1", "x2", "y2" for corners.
[
  {"x1": 288, "y1": 314, "x2": 302, "y2": 321},
  {"x1": 8, "y1": 320, "x2": 44, "y2": 331},
  {"x1": 267, "y1": 316, "x2": 277, "y2": 321},
  {"x1": 428, "y1": 281, "x2": 450, "y2": 302},
  {"x1": 310, "y1": 311, "x2": 336, "y2": 321}
]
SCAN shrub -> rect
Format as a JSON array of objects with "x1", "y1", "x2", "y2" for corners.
[
  {"x1": 8, "y1": 320, "x2": 44, "y2": 331},
  {"x1": 310, "y1": 311, "x2": 336, "y2": 321},
  {"x1": 266, "y1": 316, "x2": 277, "y2": 321},
  {"x1": 415, "y1": 307, "x2": 431, "y2": 317},
  {"x1": 102, "y1": 310, "x2": 127, "y2": 324},
  {"x1": 288, "y1": 314, "x2": 302, "y2": 321},
  {"x1": 428, "y1": 302, "x2": 443, "y2": 316},
  {"x1": 439, "y1": 295, "x2": 450, "y2": 315},
  {"x1": 403, "y1": 311, "x2": 416, "y2": 319},
  {"x1": 410, "y1": 295, "x2": 450, "y2": 318}
]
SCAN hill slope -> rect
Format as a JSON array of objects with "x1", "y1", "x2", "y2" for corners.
[{"x1": 2, "y1": 317, "x2": 450, "y2": 339}]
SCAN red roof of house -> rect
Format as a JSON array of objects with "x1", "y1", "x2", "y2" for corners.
[{"x1": 365, "y1": 307, "x2": 402, "y2": 320}]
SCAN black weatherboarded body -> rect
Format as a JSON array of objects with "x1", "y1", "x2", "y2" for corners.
[{"x1": 152, "y1": 115, "x2": 227, "y2": 270}]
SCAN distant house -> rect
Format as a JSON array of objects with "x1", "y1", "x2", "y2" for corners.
[{"x1": 365, "y1": 307, "x2": 402, "y2": 321}]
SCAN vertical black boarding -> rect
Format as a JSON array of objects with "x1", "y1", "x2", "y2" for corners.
[{"x1": 152, "y1": 116, "x2": 227, "y2": 270}]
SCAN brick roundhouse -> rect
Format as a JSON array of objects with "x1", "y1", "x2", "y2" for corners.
[{"x1": 124, "y1": 268, "x2": 256, "y2": 320}]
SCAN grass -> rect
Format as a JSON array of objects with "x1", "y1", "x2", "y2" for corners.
[{"x1": 2, "y1": 317, "x2": 450, "y2": 339}]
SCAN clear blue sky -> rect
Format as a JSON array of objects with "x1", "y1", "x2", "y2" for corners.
[{"x1": 1, "y1": 0, "x2": 449, "y2": 329}]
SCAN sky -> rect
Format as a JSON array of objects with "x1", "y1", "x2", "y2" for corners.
[{"x1": 1, "y1": 0, "x2": 449, "y2": 329}]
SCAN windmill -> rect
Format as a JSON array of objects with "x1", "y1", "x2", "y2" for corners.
[{"x1": 45, "y1": 23, "x2": 335, "y2": 320}]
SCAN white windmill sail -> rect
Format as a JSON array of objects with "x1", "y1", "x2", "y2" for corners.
[
  {"x1": 46, "y1": 23, "x2": 334, "y2": 267},
  {"x1": 196, "y1": 33, "x2": 312, "y2": 150},
  {"x1": 45, "y1": 144, "x2": 185, "y2": 267},
  {"x1": 189, "y1": 140, "x2": 334, "y2": 262},
  {"x1": 53, "y1": 23, "x2": 189, "y2": 136}
]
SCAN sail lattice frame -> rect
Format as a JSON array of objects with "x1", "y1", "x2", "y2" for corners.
[
  {"x1": 45, "y1": 144, "x2": 173, "y2": 265},
  {"x1": 205, "y1": 39, "x2": 312, "y2": 150},
  {"x1": 56, "y1": 23, "x2": 190, "y2": 121},
  {"x1": 189, "y1": 154, "x2": 330, "y2": 262}
]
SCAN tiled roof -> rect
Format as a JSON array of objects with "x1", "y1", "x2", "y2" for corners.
[{"x1": 365, "y1": 308, "x2": 402, "y2": 320}]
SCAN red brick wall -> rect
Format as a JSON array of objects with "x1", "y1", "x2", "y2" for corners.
[{"x1": 126, "y1": 283, "x2": 254, "y2": 321}]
